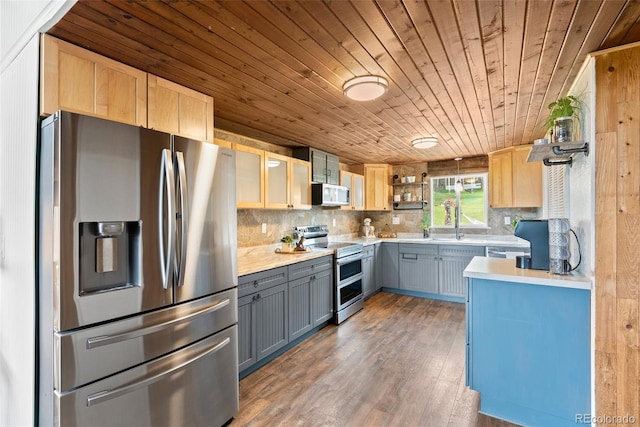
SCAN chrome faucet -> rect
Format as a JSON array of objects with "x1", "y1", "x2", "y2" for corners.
[{"x1": 455, "y1": 189, "x2": 463, "y2": 240}]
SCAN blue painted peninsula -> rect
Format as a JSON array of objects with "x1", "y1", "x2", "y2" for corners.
[{"x1": 463, "y1": 257, "x2": 591, "y2": 427}]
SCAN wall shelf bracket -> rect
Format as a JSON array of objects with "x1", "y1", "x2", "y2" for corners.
[
  {"x1": 543, "y1": 157, "x2": 573, "y2": 167},
  {"x1": 552, "y1": 142, "x2": 589, "y2": 157}
]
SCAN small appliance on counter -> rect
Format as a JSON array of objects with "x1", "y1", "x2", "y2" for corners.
[{"x1": 513, "y1": 219, "x2": 549, "y2": 270}]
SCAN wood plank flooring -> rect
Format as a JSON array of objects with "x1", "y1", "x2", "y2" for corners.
[{"x1": 230, "y1": 291, "x2": 518, "y2": 427}]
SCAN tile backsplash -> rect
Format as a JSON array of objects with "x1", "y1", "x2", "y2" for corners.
[
  {"x1": 237, "y1": 208, "x2": 366, "y2": 247},
  {"x1": 237, "y1": 206, "x2": 537, "y2": 247}
]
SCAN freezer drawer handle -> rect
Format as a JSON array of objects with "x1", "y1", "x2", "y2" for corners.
[
  {"x1": 86, "y1": 336, "x2": 231, "y2": 407},
  {"x1": 86, "y1": 298, "x2": 230, "y2": 349}
]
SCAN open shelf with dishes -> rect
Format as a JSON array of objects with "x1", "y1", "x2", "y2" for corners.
[{"x1": 392, "y1": 173, "x2": 428, "y2": 210}]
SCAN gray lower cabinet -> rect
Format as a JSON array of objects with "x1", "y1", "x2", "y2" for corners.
[
  {"x1": 362, "y1": 245, "x2": 376, "y2": 298},
  {"x1": 288, "y1": 265, "x2": 333, "y2": 341},
  {"x1": 374, "y1": 243, "x2": 382, "y2": 291},
  {"x1": 390, "y1": 243, "x2": 485, "y2": 298},
  {"x1": 399, "y1": 244, "x2": 439, "y2": 293},
  {"x1": 288, "y1": 276, "x2": 312, "y2": 341},
  {"x1": 255, "y1": 283, "x2": 288, "y2": 360},
  {"x1": 439, "y1": 245, "x2": 485, "y2": 297},
  {"x1": 380, "y1": 242, "x2": 399, "y2": 288},
  {"x1": 239, "y1": 256, "x2": 334, "y2": 373},
  {"x1": 310, "y1": 268, "x2": 333, "y2": 325},
  {"x1": 238, "y1": 266, "x2": 288, "y2": 372}
]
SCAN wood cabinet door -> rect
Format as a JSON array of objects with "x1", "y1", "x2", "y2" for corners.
[
  {"x1": 264, "y1": 152, "x2": 290, "y2": 209},
  {"x1": 148, "y1": 75, "x2": 214, "y2": 142},
  {"x1": 340, "y1": 171, "x2": 353, "y2": 210},
  {"x1": 513, "y1": 146, "x2": 542, "y2": 207},
  {"x1": 235, "y1": 145, "x2": 265, "y2": 208},
  {"x1": 41, "y1": 34, "x2": 147, "y2": 126},
  {"x1": 488, "y1": 151, "x2": 513, "y2": 208},
  {"x1": 364, "y1": 165, "x2": 390, "y2": 210},
  {"x1": 289, "y1": 158, "x2": 312, "y2": 210},
  {"x1": 352, "y1": 174, "x2": 365, "y2": 210}
]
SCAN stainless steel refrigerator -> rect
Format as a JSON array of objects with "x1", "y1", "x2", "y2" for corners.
[{"x1": 38, "y1": 111, "x2": 238, "y2": 427}]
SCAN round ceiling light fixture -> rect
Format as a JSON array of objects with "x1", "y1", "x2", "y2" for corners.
[
  {"x1": 343, "y1": 75, "x2": 388, "y2": 101},
  {"x1": 411, "y1": 136, "x2": 438, "y2": 149}
]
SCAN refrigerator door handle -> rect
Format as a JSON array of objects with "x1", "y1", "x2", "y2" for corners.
[
  {"x1": 86, "y1": 336, "x2": 231, "y2": 407},
  {"x1": 159, "y1": 149, "x2": 176, "y2": 290},
  {"x1": 175, "y1": 151, "x2": 189, "y2": 287},
  {"x1": 85, "y1": 297, "x2": 230, "y2": 349}
]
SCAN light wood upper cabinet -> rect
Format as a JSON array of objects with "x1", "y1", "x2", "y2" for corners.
[
  {"x1": 340, "y1": 171, "x2": 365, "y2": 211},
  {"x1": 488, "y1": 146, "x2": 541, "y2": 208},
  {"x1": 40, "y1": 34, "x2": 147, "y2": 126},
  {"x1": 488, "y1": 150, "x2": 513, "y2": 208},
  {"x1": 265, "y1": 152, "x2": 290, "y2": 209},
  {"x1": 236, "y1": 145, "x2": 265, "y2": 209},
  {"x1": 265, "y1": 153, "x2": 311, "y2": 210},
  {"x1": 364, "y1": 164, "x2": 391, "y2": 211},
  {"x1": 148, "y1": 75, "x2": 214, "y2": 142},
  {"x1": 289, "y1": 158, "x2": 312, "y2": 210}
]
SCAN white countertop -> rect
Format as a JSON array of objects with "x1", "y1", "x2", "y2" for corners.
[
  {"x1": 333, "y1": 234, "x2": 529, "y2": 248},
  {"x1": 463, "y1": 257, "x2": 592, "y2": 290},
  {"x1": 238, "y1": 236, "x2": 530, "y2": 277}
]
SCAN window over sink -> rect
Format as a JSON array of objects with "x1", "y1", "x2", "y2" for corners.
[{"x1": 429, "y1": 173, "x2": 488, "y2": 228}]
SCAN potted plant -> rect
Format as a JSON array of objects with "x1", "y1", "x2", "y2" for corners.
[
  {"x1": 280, "y1": 235, "x2": 294, "y2": 252},
  {"x1": 546, "y1": 95, "x2": 582, "y2": 143},
  {"x1": 420, "y1": 211, "x2": 431, "y2": 238}
]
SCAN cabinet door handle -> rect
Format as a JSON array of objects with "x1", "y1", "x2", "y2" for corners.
[{"x1": 253, "y1": 280, "x2": 259, "y2": 288}]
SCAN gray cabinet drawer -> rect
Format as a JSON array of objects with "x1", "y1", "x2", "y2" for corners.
[
  {"x1": 362, "y1": 245, "x2": 374, "y2": 258},
  {"x1": 288, "y1": 255, "x2": 333, "y2": 281},
  {"x1": 439, "y1": 245, "x2": 485, "y2": 258},
  {"x1": 238, "y1": 266, "x2": 288, "y2": 298},
  {"x1": 399, "y1": 243, "x2": 438, "y2": 256}
]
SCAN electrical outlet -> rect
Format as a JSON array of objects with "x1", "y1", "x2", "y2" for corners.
[
  {"x1": 332, "y1": 218, "x2": 336, "y2": 227},
  {"x1": 504, "y1": 216, "x2": 511, "y2": 225},
  {"x1": 261, "y1": 223, "x2": 267, "y2": 233},
  {"x1": 392, "y1": 216, "x2": 400, "y2": 225}
]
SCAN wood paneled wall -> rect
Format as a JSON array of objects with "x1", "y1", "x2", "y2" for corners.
[{"x1": 595, "y1": 43, "x2": 640, "y2": 422}]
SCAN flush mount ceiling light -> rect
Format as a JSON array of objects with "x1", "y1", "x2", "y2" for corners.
[
  {"x1": 411, "y1": 137, "x2": 438, "y2": 149},
  {"x1": 343, "y1": 75, "x2": 388, "y2": 101}
]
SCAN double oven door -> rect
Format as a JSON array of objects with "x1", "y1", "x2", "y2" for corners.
[{"x1": 335, "y1": 252, "x2": 364, "y2": 312}]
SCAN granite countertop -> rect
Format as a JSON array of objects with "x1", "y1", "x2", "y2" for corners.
[
  {"x1": 463, "y1": 257, "x2": 592, "y2": 290},
  {"x1": 238, "y1": 244, "x2": 334, "y2": 276}
]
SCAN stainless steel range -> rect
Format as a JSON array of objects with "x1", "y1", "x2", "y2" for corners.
[{"x1": 293, "y1": 225, "x2": 364, "y2": 324}]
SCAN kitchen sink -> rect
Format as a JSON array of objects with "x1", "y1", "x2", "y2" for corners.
[{"x1": 429, "y1": 236, "x2": 486, "y2": 244}]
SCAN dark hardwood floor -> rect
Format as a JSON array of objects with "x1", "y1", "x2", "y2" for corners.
[{"x1": 230, "y1": 291, "x2": 518, "y2": 427}]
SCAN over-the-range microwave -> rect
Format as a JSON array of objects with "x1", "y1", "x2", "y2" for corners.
[{"x1": 311, "y1": 183, "x2": 350, "y2": 206}]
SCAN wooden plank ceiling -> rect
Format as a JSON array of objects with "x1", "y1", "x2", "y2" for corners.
[{"x1": 48, "y1": 0, "x2": 640, "y2": 164}]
